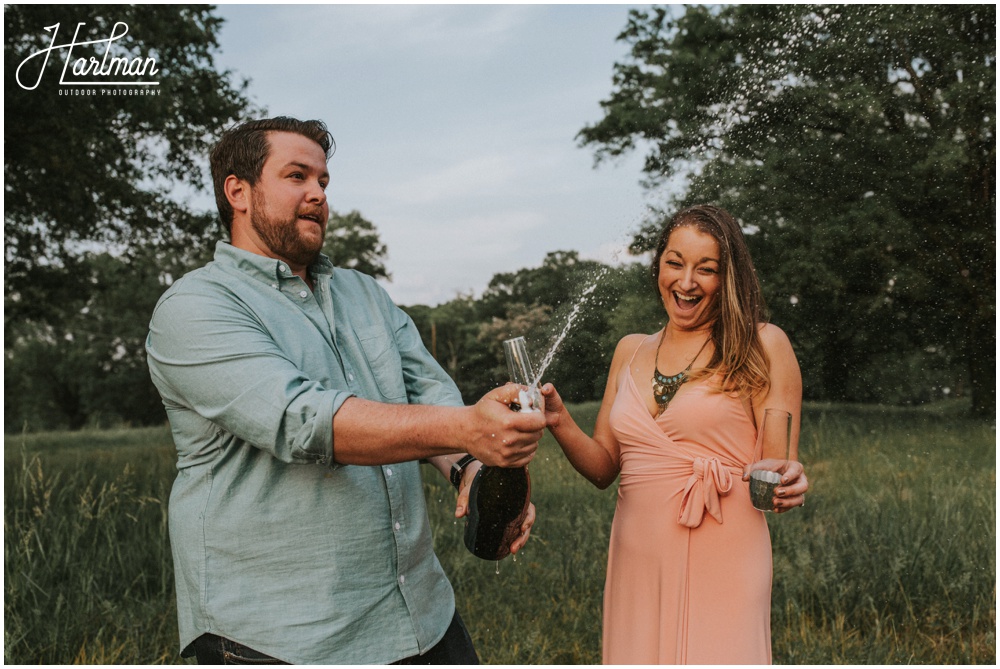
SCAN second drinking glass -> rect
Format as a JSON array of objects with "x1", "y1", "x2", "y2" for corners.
[{"x1": 747, "y1": 408, "x2": 791, "y2": 511}]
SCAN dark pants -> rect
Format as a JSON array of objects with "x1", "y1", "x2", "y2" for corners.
[{"x1": 193, "y1": 611, "x2": 479, "y2": 665}]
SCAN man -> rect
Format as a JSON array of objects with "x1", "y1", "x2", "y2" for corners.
[{"x1": 146, "y1": 117, "x2": 545, "y2": 664}]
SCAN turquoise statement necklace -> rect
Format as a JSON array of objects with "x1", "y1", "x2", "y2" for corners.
[{"x1": 651, "y1": 328, "x2": 711, "y2": 416}]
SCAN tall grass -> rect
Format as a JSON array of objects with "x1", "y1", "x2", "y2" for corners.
[
  {"x1": 4, "y1": 404, "x2": 995, "y2": 664},
  {"x1": 767, "y1": 406, "x2": 995, "y2": 663},
  {"x1": 4, "y1": 427, "x2": 178, "y2": 664}
]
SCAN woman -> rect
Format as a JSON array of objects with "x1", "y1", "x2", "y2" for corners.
[{"x1": 541, "y1": 205, "x2": 808, "y2": 664}]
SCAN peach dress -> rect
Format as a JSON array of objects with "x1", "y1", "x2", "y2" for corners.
[{"x1": 603, "y1": 350, "x2": 772, "y2": 664}]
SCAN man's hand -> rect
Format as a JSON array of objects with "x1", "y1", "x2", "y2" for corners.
[{"x1": 462, "y1": 384, "x2": 545, "y2": 468}]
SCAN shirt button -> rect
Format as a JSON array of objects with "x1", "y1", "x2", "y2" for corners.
[
  {"x1": 399, "y1": 575, "x2": 405, "y2": 585},
  {"x1": 278, "y1": 264, "x2": 287, "y2": 273},
  {"x1": 386, "y1": 468, "x2": 393, "y2": 477},
  {"x1": 271, "y1": 283, "x2": 278, "y2": 289},
  {"x1": 394, "y1": 522, "x2": 401, "y2": 531},
  {"x1": 348, "y1": 373, "x2": 354, "y2": 382},
  {"x1": 299, "y1": 290, "x2": 308, "y2": 298}
]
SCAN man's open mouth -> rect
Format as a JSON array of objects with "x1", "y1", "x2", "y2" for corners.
[{"x1": 298, "y1": 212, "x2": 323, "y2": 225}]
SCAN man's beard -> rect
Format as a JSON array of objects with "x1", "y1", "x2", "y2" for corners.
[{"x1": 250, "y1": 190, "x2": 324, "y2": 268}]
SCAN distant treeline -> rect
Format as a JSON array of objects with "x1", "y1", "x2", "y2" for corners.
[{"x1": 4, "y1": 243, "x2": 970, "y2": 433}]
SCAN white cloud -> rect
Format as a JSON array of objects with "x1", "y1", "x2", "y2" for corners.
[
  {"x1": 390, "y1": 153, "x2": 524, "y2": 205},
  {"x1": 224, "y1": 5, "x2": 536, "y2": 64}
]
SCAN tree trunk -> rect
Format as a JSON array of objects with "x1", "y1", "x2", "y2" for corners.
[{"x1": 967, "y1": 311, "x2": 995, "y2": 418}]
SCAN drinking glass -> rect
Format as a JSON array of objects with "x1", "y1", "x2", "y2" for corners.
[
  {"x1": 748, "y1": 408, "x2": 791, "y2": 511},
  {"x1": 503, "y1": 336, "x2": 543, "y2": 413}
]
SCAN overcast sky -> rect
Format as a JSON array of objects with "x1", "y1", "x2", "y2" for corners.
[{"x1": 207, "y1": 4, "x2": 675, "y2": 306}]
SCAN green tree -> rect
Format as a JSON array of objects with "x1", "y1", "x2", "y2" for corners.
[
  {"x1": 479, "y1": 250, "x2": 604, "y2": 320},
  {"x1": 477, "y1": 303, "x2": 554, "y2": 397},
  {"x1": 476, "y1": 252, "x2": 626, "y2": 402},
  {"x1": 404, "y1": 252, "x2": 635, "y2": 405},
  {"x1": 5, "y1": 248, "x2": 203, "y2": 431},
  {"x1": 5, "y1": 6, "x2": 257, "y2": 430},
  {"x1": 322, "y1": 209, "x2": 390, "y2": 279},
  {"x1": 599, "y1": 261, "x2": 665, "y2": 353},
  {"x1": 5, "y1": 5, "x2": 254, "y2": 323},
  {"x1": 402, "y1": 255, "x2": 669, "y2": 406},
  {"x1": 580, "y1": 5, "x2": 995, "y2": 414}
]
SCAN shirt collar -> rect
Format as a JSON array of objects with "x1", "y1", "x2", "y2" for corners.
[{"x1": 213, "y1": 241, "x2": 335, "y2": 283}]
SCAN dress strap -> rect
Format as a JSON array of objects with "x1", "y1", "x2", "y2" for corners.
[
  {"x1": 626, "y1": 331, "x2": 660, "y2": 367},
  {"x1": 615, "y1": 332, "x2": 658, "y2": 395}
]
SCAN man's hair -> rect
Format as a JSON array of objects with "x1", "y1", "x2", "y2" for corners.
[
  {"x1": 209, "y1": 117, "x2": 335, "y2": 233},
  {"x1": 650, "y1": 204, "x2": 771, "y2": 398}
]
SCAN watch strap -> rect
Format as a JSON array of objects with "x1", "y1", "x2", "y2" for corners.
[{"x1": 450, "y1": 454, "x2": 478, "y2": 489}]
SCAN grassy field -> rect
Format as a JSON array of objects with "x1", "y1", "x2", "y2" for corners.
[{"x1": 4, "y1": 402, "x2": 995, "y2": 664}]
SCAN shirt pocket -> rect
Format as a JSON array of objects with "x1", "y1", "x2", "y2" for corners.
[{"x1": 356, "y1": 326, "x2": 407, "y2": 402}]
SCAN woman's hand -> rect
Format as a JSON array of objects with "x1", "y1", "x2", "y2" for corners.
[
  {"x1": 454, "y1": 459, "x2": 484, "y2": 519},
  {"x1": 774, "y1": 460, "x2": 808, "y2": 513},
  {"x1": 507, "y1": 502, "x2": 535, "y2": 555},
  {"x1": 539, "y1": 382, "x2": 567, "y2": 429}
]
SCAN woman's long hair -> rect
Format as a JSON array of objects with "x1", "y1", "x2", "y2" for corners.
[{"x1": 650, "y1": 205, "x2": 771, "y2": 398}]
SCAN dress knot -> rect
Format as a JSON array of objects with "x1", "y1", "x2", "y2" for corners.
[{"x1": 677, "y1": 456, "x2": 734, "y2": 528}]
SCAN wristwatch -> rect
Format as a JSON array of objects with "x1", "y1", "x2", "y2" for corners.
[{"x1": 450, "y1": 454, "x2": 478, "y2": 489}]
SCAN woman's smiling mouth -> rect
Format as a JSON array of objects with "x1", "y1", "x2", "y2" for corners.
[{"x1": 674, "y1": 291, "x2": 703, "y2": 310}]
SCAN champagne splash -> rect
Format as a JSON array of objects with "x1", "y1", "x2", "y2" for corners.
[{"x1": 530, "y1": 266, "x2": 609, "y2": 387}]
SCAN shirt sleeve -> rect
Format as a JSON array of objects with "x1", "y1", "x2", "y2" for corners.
[
  {"x1": 146, "y1": 286, "x2": 349, "y2": 465},
  {"x1": 384, "y1": 295, "x2": 465, "y2": 409}
]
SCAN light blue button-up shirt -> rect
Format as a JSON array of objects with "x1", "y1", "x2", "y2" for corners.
[{"x1": 146, "y1": 242, "x2": 461, "y2": 664}]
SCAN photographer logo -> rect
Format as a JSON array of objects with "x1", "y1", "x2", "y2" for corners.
[{"x1": 16, "y1": 21, "x2": 161, "y2": 95}]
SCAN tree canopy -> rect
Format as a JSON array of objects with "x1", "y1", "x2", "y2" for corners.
[
  {"x1": 579, "y1": 4, "x2": 995, "y2": 415},
  {"x1": 5, "y1": 5, "x2": 260, "y2": 429},
  {"x1": 5, "y1": 5, "x2": 255, "y2": 320},
  {"x1": 322, "y1": 210, "x2": 391, "y2": 280}
]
